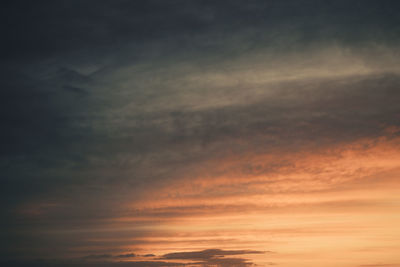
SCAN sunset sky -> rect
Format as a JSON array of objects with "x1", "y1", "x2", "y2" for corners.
[{"x1": 1, "y1": 1, "x2": 400, "y2": 266}]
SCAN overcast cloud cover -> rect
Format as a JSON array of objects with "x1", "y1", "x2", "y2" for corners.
[{"x1": 1, "y1": 1, "x2": 400, "y2": 266}]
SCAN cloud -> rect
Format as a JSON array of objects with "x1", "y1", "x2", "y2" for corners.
[
  {"x1": 161, "y1": 248, "x2": 265, "y2": 260},
  {"x1": 115, "y1": 253, "x2": 136, "y2": 258},
  {"x1": 160, "y1": 249, "x2": 266, "y2": 266},
  {"x1": 143, "y1": 254, "x2": 156, "y2": 257}
]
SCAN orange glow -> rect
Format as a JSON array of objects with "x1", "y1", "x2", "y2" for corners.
[
  {"x1": 84, "y1": 133, "x2": 400, "y2": 266},
  {"x1": 21, "y1": 133, "x2": 400, "y2": 266}
]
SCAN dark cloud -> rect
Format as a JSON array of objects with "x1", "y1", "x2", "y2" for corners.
[
  {"x1": 160, "y1": 249, "x2": 265, "y2": 266},
  {"x1": 161, "y1": 249, "x2": 265, "y2": 260},
  {"x1": 115, "y1": 253, "x2": 136, "y2": 258},
  {"x1": 1, "y1": 0, "x2": 399, "y2": 62}
]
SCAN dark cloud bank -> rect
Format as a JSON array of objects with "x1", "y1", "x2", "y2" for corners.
[{"x1": 1, "y1": 0, "x2": 400, "y2": 265}]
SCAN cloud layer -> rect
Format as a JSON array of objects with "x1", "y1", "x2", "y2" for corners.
[{"x1": 1, "y1": 1, "x2": 400, "y2": 266}]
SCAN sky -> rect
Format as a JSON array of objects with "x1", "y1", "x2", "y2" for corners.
[{"x1": 1, "y1": 1, "x2": 400, "y2": 266}]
